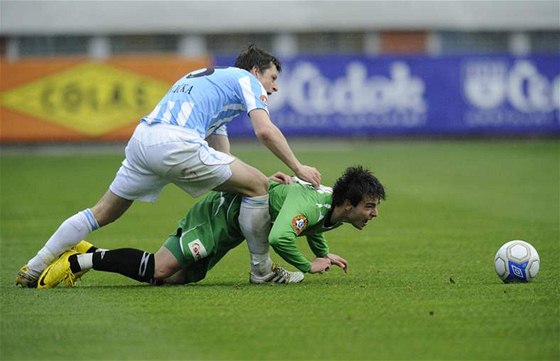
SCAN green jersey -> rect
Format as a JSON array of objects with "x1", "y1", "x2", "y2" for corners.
[
  {"x1": 267, "y1": 181, "x2": 341, "y2": 272},
  {"x1": 164, "y1": 180, "x2": 342, "y2": 282}
]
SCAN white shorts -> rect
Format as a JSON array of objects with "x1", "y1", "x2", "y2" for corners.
[{"x1": 110, "y1": 122, "x2": 235, "y2": 202}]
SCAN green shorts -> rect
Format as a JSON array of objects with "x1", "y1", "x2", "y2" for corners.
[
  {"x1": 163, "y1": 224, "x2": 245, "y2": 284},
  {"x1": 163, "y1": 191, "x2": 245, "y2": 284},
  {"x1": 163, "y1": 224, "x2": 213, "y2": 284}
]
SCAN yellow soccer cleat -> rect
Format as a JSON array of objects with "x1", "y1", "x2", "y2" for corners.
[
  {"x1": 15, "y1": 264, "x2": 38, "y2": 288},
  {"x1": 73, "y1": 240, "x2": 94, "y2": 254},
  {"x1": 66, "y1": 240, "x2": 95, "y2": 284},
  {"x1": 37, "y1": 250, "x2": 79, "y2": 289}
]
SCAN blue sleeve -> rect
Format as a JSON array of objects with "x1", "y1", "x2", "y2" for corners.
[{"x1": 237, "y1": 73, "x2": 269, "y2": 115}]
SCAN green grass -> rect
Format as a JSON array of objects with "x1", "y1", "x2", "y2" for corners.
[{"x1": 1, "y1": 139, "x2": 559, "y2": 360}]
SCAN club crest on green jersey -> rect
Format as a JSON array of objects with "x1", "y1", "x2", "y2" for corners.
[{"x1": 291, "y1": 215, "x2": 308, "y2": 235}]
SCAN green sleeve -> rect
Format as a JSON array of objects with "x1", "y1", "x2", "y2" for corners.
[
  {"x1": 268, "y1": 192, "x2": 318, "y2": 273},
  {"x1": 306, "y1": 232, "x2": 329, "y2": 258},
  {"x1": 268, "y1": 215, "x2": 311, "y2": 273}
]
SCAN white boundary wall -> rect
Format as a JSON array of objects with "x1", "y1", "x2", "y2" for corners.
[{"x1": 1, "y1": 0, "x2": 559, "y2": 35}]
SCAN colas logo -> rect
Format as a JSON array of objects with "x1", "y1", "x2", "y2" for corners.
[
  {"x1": 291, "y1": 215, "x2": 308, "y2": 235},
  {"x1": 0, "y1": 63, "x2": 169, "y2": 136}
]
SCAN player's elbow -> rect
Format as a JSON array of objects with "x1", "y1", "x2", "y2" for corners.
[
  {"x1": 254, "y1": 125, "x2": 276, "y2": 143},
  {"x1": 268, "y1": 235, "x2": 280, "y2": 248}
]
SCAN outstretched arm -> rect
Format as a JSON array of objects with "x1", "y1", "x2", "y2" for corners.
[{"x1": 269, "y1": 197, "x2": 331, "y2": 273}]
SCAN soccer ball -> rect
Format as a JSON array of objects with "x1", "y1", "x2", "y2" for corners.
[{"x1": 494, "y1": 240, "x2": 540, "y2": 283}]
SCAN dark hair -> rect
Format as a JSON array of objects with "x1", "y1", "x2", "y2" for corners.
[
  {"x1": 234, "y1": 44, "x2": 282, "y2": 73},
  {"x1": 332, "y1": 166, "x2": 386, "y2": 207}
]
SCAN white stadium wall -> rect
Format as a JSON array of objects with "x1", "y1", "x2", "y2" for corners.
[{"x1": 1, "y1": 0, "x2": 559, "y2": 35}]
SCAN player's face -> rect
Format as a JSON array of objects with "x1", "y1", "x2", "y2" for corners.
[
  {"x1": 253, "y1": 63, "x2": 279, "y2": 95},
  {"x1": 347, "y1": 196, "x2": 379, "y2": 230}
]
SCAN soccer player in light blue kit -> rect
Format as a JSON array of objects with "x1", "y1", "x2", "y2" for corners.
[{"x1": 16, "y1": 45, "x2": 321, "y2": 287}]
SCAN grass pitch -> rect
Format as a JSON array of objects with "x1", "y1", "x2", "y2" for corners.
[{"x1": 1, "y1": 139, "x2": 558, "y2": 360}]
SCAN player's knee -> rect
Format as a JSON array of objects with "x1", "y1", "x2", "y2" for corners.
[
  {"x1": 220, "y1": 162, "x2": 268, "y2": 196},
  {"x1": 90, "y1": 205, "x2": 119, "y2": 227},
  {"x1": 153, "y1": 264, "x2": 174, "y2": 280},
  {"x1": 153, "y1": 271, "x2": 168, "y2": 281},
  {"x1": 245, "y1": 172, "x2": 268, "y2": 196},
  {"x1": 154, "y1": 249, "x2": 181, "y2": 281},
  {"x1": 91, "y1": 192, "x2": 132, "y2": 226}
]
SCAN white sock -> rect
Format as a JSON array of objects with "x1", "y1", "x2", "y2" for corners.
[
  {"x1": 76, "y1": 253, "x2": 94, "y2": 271},
  {"x1": 239, "y1": 194, "x2": 273, "y2": 276},
  {"x1": 75, "y1": 248, "x2": 107, "y2": 272},
  {"x1": 251, "y1": 253, "x2": 273, "y2": 276},
  {"x1": 28, "y1": 209, "x2": 99, "y2": 274},
  {"x1": 25, "y1": 248, "x2": 56, "y2": 278}
]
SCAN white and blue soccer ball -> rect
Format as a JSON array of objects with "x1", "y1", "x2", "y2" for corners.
[{"x1": 494, "y1": 240, "x2": 540, "y2": 283}]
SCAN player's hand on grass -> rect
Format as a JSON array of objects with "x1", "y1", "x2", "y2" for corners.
[
  {"x1": 310, "y1": 257, "x2": 332, "y2": 273},
  {"x1": 295, "y1": 165, "x2": 321, "y2": 189},
  {"x1": 327, "y1": 253, "x2": 348, "y2": 273},
  {"x1": 268, "y1": 172, "x2": 293, "y2": 184}
]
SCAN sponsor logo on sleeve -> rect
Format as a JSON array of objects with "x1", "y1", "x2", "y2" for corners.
[
  {"x1": 188, "y1": 239, "x2": 208, "y2": 261},
  {"x1": 291, "y1": 215, "x2": 308, "y2": 235},
  {"x1": 259, "y1": 94, "x2": 268, "y2": 105}
]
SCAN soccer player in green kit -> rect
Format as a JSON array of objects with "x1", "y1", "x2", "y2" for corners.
[{"x1": 37, "y1": 166, "x2": 385, "y2": 287}]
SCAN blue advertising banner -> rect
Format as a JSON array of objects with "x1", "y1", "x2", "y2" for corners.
[{"x1": 214, "y1": 54, "x2": 560, "y2": 137}]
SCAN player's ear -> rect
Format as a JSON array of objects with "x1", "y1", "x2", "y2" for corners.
[
  {"x1": 250, "y1": 65, "x2": 260, "y2": 76},
  {"x1": 343, "y1": 199, "x2": 353, "y2": 211}
]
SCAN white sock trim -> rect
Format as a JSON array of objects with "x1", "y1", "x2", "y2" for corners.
[
  {"x1": 81, "y1": 209, "x2": 100, "y2": 231},
  {"x1": 77, "y1": 253, "x2": 94, "y2": 271},
  {"x1": 241, "y1": 194, "x2": 269, "y2": 208}
]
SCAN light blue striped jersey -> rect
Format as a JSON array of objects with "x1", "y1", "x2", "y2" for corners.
[{"x1": 141, "y1": 67, "x2": 269, "y2": 138}]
